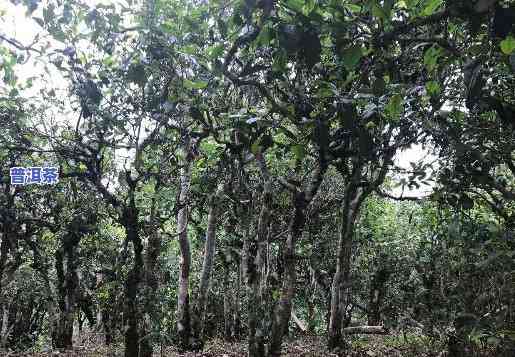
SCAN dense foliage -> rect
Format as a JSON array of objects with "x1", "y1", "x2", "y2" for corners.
[{"x1": 0, "y1": 0, "x2": 514, "y2": 356}]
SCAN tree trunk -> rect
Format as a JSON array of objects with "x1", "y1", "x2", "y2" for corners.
[
  {"x1": 266, "y1": 151, "x2": 326, "y2": 356},
  {"x1": 53, "y1": 223, "x2": 81, "y2": 350},
  {"x1": 223, "y1": 264, "x2": 233, "y2": 341},
  {"x1": 248, "y1": 153, "x2": 272, "y2": 357},
  {"x1": 0, "y1": 303, "x2": 9, "y2": 348},
  {"x1": 328, "y1": 185, "x2": 365, "y2": 351},
  {"x1": 233, "y1": 260, "x2": 242, "y2": 339},
  {"x1": 141, "y1": 183, "x2": 163, "y2": 357},
  {"x1": 193, "y1": 183, "x2": 224, "y2": 343},
  {"x1": 176, "y1": 160, "x2": 194, "y2": 351},
  {"x1": 123, "y1": 204, "x2": 145, "y2": 357},
  {"x1": 268, "y1": 191, "x2": 307, "y2": 356}
]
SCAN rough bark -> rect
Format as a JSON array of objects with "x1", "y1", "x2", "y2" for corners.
[
  {"x1": 223, "y1": 263, "x2": 233, "y2": 341},
  {"x1": 0, "y1": 303, "x2": 8, "y2": 348},
  {"x1": 268, "y1": 191, "x2": 307, "y2": 356},
  {"x1": 123, "y1": 202, "x2": 145, "y2": 357},
  {"x1": 176, "y1": 159, "x2": 194, "y2": 351},
  {"x1": 53, "y1": 217, "x2": 85, "y2": 350},
  {"x1": 193, "y1": 183, "x2": 224, "y2": 341},
  {"x1": 328, "y1": 184, "x2": 365, "y2": 350},
  {"x1": 267, "y1": 150, "x2": 327, "y2": 356},
  {"x1": 141, "y1": 181, "x2": 163, "y2": 357},
  {"x1": 233, "y1": 260, "x2": 242, "y2": 339},
  {"x1": 248, "y1": 153, "x2": 272, "y2": 357},
  {"x1": 328, "y1": 148, "x2": 394, "y2": 351}
]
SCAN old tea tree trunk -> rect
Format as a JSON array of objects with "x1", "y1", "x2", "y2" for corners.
[
  {"x1": 247, "y1": 152, "x2": 273, "y2": 357},
  {"x1": 328, "y1": 180, "x2": 366, "y2": 351},
  {"x1": 192, "y1": 182, "x2": 224, "y2": 344},
  {"x1": 328, "y1": 147, "x2": 395, "y2": 351},
  {"x1": 267, "y1": 154, "x2": 327, "y2": 356},
  {"x1": 122, "y1": 184, "x2": 148, "y2": 357},
  {"x1": 53, "y1": 214, "x2": 94, "y2": 350},
  {"x1": 176, "y1": 141, "x2": 197, "y2": 351}
]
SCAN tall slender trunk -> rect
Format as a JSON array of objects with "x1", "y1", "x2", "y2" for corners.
[
  {"x1": 95, "y1": 272, "x2": 103, "y2": 330},
  {"x1": 141, "y1": 185, "x2": 162, "y2": 357},
  {"x1": 53, "y1": 218, "x2": 84, "y2": 351},
  {"x1": 233, "y1": 260, "x2": 242, "y2": 339},
  {"x1": 0, "y1": 302, "x2": 9, "y2": 348},
  {"x1": 247, "y1": 153, "x2": 272, "y2": 357},
  {"x1": 176, "y1": 160, "x2": 193, "y2": 351},
  {"x1": 123, "y1": 204, "x2": 145, "y2": 357},
  {"x1": 243, "y1": 200, "x2": 264, "y2": 357},
  {"x1": 328, "y1": 185, "x2": 364, "y2": 350},
  {"x1": 223, "y1": 263, "x2": 233, "y2": 340},
  {"x1": 268, "y1": 191, "x2": 307, "y2": 356},
  {"x1": 193, "y1": 183, "x2": 224, "y2": 342}
]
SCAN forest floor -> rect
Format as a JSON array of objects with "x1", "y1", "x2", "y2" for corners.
[{"x1": 0, "y1": 333, "x2": 500, "y2": 357}]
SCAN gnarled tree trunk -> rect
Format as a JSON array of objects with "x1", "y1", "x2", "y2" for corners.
[
  {"x1": 328, "y1": 184, "x2": 365, "y2": 351},
  {"x1": 122, "y1": 201, "x2": 146, "y2": 357},
  {"x1": 247, "y1": 153, "x2": 272, "y2": 357},
  {"x1": 268, "y1": 191, "x2": 307, "y2": 356},
  {"x1": 267, "y1": 154, "x2": 327, "y2": 356},
  {"x1": 53, "y1": 216, "x2": 86, "y2": 350},
  {"x1": 176, "y1": 158, "x2": 194, "y2": 351}
]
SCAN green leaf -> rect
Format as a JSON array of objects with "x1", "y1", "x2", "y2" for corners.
[
  {"x1": 342, "y1": 46, "x2": 363, "y2": 71},
  {"x1": 207, "y1": 44, "x2": 224, "y2": 59},
  {"x1": 425, "y1": 81, "x2": 441, "y2": 97},
  {"x1": 423, "y1": 45, "x2": 442, "y2": 72},
  {"x1": 500, "y1": 36, "x2": 515, "y2": 55},
  {"x1": 316, "y1": 85, "x2": 333, "y2": 98},
  {"x1": 302, "y1": 0, "x2": 316, "y2": 16},
  {"x1": 385, "y1": 94, "x2": 404, "y2": 121},
  {"x1": 286, "y1": 0, "x2": 304, "y2": 12},
  {"x1": 345, "y1": 4, "x2": 362, "y2": 13},
  {"x1": 251, "y1": 140, "x2": 261, "y2": 155},
  {"x1": 181, "y1": 44, "x2": 198, "y2": 55},
  {"x1": 33, "y1": 17, "x2": 45, "y2": 28},
  {"x1": 184, "y1": 79, "x2": 208, "y2": 89},
  {"x1": 291, "y1": 144, "x2": 306, "y2": 162},
  {"x1": 272, "y1": 50, "x2": 287, "y2": 72},
  {"x1": 370, "y1": 1, "x2": 387, "y2": 20},
  {"x1": 420, "y1": 0, "x2": 443, "y2": 17},
  {"x1": 365, "y1": 121, "x2": 376, "y2": 130},
  {"x1": 43, "y1": 4, "x2": 55, "y2": 24},
  {"x1": 256, "y1": 26, "x2": 273, "y2": 47}
]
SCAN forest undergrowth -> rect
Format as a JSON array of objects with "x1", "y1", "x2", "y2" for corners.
[{"x1": 0, "y1": 332, "x2": 503, "y2": 357}]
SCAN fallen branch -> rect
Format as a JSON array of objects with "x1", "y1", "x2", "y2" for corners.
[
  {"x1": 343, "y1": 325, "x2": 388, "y2": 335},
  {"x1": 291, "y1": 310, "x2": 308, "y2": 333}
]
